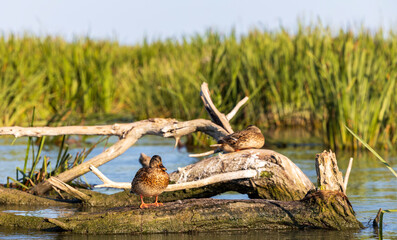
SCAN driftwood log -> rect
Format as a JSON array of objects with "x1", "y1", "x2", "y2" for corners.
[
  {"x1": 0, "y1": 118, "x2": 229, "y2": 195},
  {"x1": 91, "y1": 149, "x2": 314, "y2": 201},
  {"x1": 0, "y1": 82, "x2": 361, "y2": 232}
]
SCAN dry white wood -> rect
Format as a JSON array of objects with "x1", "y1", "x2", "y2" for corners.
[
  {"x1": 0, "y1": 119, "x2": 228, "y2": 140},
  {"x1": 92, "y1": 168, "x2": 260, "y2": 191},
  {"x1": 160, "y1": 119, "x2": 228, "y2": 141},
  {"x1": 91, "y1": 149, "x2": 314, "y2": 198},
  {"x1": 90, "y1": 165, "x2": 131, "y2": 189},
  {"x1": 191, "y1": 83, "x2": 249, "y2": 157},
  {"x1": 0, "y1": 124, "x2": 133, "y2": 138},
  {"x1": 90, "y1": 164, "x2": 261, "y2": 191},
  {"x1": 166, "y1": 170, "x2": 259, "y2": 191},
  {"x1": 189, "y1": 150, "x2": 217, "y2": 158},
  {"x1": 226, "y1": 96, "x2": 249, "y2": 120},
  {"x1": 343, "y1": 157, "x2": 354, "y2": 192},
  {"x1": 89, "y1": 165, "x2": 113, "y2": 185},
  {"x1": 47, "y1": 177, "x2": 90, "y2": 201},
  {"x1": 29, "y1": 119, "x2": 228, "y2": 195},
  {"x1": 200, "y1": 82, "x2": 234, "y2": 134},
  {"x1": 172, "y1": 149, "x2": 314, "y2": 192}
]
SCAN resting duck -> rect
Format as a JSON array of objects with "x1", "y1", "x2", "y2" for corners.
[
  {"x1": 131, "y1": 155, "x2": 169, "y2": 208},
  {"x1": 212, "y1": 125, "x2": 265, "y2": 152}
]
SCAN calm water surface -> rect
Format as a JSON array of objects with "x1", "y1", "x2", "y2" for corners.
[{"x1": 0, "y1": 136, "x2": 396, "y2": 239}]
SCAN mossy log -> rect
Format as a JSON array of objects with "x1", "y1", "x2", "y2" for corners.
[
  {"x1": 0, "y1": 186, "x2": 74, "y2": 206},
  {"x1": 0, "y1": 191, "x2": 363, "y2": 234}
]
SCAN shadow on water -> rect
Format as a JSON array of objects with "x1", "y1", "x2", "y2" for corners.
[{"x1": 0, "y1": 134, "x2": 396, "y2": 239}]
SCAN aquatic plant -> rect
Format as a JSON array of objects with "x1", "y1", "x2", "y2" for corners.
[
  {"x1": 345, "y1": 125, "x2": 396, "y2": 239},
  {"x1": 6, "y1": 110, "x2": 106, "y2": 190},
  {"x1": 0, "y1": 25, "x2": 395, "y2": 149},
  {"x1": 6, "y1": 135, "x2": 104, "y2": 190}
]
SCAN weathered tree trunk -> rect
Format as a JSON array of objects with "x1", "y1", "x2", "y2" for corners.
[
  {"x1": 315, "y1": 150, "x2": 345, "y2": 192},
  {"x1": 0, "y1": 191, "x2": 363, "y2": 233}
]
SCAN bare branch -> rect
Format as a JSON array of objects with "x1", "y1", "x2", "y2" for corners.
[
  {"x1": 189, "y1": 150, "x2": 217, "y2": 158},
  {"x1": 89, "y1": 165, "x2": 130, "y2": 188},
  {"x1": 30, "y1": 119, "x2": 228, "y2": 195},
  {"x1": 90, "y1": 164, "x2": 261, "y2": 191},
  {"x1": 47, "y1": 177, "x2": 90, "y2": 202},
  {"x1": 200, "y1": 82, "x2": 234, "y2": 133},
  {"x1": 89, "y1": 165, "x2": 113, "y2": 185},
  {"x1": 166, "y1": 170, "x2": 259, "y2": 191},
  {"x1": 343, "y1": 157, "x2": 354, "y2": 192},
  {"x1": 160, "y1": 119, "x2": 228, "y2": 141},
  {"x1": 226, "y1": 96, "x2": 249, "y2": 120},
  {"x1": 0, "y1": 123, "x2": 134, "y2": 138}
]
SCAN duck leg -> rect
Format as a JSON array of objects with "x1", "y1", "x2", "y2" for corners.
[
  {"x1": 152, "y1": 195, "x2": 163, "y2": 207},
  {"x1": 139, "y1": 195, "x2": 151, "y2": 209}
]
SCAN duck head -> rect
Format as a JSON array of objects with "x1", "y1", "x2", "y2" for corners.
[
  {"x1": 246, "y1": 125, "x2": 262, "y2": 133},
  {"x1": 149, "y1": 155, "x2": 167, "y2": 171}
]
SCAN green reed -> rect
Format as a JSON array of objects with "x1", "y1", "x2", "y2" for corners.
[
  {"x1": 0, "y1": 25, "x2": 395, "y2": 149},
  {"x1": 7, "y1": 134, "x2": 107, "y2": 190},
  {"x1": 345, "y1": 125, "x2": 396, "y2": 240}
]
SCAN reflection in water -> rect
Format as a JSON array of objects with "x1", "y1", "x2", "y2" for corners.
[
  {"x1": 0, "y1": 206, "x2": 76, "y2": 219},
  {"x1": 0, "y1": 229, "x2": 362, "y2": 240},
  {"x1": 0, "y1": 136, "x2": 396, "y2": 239}
]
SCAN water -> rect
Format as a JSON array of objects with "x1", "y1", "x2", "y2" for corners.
[{"x1": 0, "y1": 136, "x2": 396, "y2": 239}]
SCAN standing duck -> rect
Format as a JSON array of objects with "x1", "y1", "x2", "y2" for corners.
[
  {"x1": 211, "y1": 125, "x2": 265, "y2": 152},
  {"x1": 131, "y1": 155, "x2": 169, "y2": 209}
]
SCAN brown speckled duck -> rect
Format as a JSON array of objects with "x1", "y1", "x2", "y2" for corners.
[
  {"x1": 131, "y1": 155, "x2": 169, "y2": 209},
  {"x1": 212, "y1": 125, "x2": 265, "y2": 152}
]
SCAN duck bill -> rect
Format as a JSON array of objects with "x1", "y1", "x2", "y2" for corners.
[{"x1": 160, "y1": 164, "x2": 167, "y2": 171}]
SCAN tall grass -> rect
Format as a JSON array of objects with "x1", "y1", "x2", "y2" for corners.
[{"x1": 0, "y1": 26, "x2": 395, "y2": 149}]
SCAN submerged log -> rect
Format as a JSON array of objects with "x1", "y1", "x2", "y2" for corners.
[{"x1": 0, "y1": 191, "x2": 363, "y2": 233}]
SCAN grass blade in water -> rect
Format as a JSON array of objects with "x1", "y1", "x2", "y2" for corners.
[{"x1": 345, "y1": 125, "x2": 397, "y2": 178}]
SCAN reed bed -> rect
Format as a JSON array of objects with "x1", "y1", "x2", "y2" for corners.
[{"x1": 0, "y1": 26, "x2": 395, "y2": 149}]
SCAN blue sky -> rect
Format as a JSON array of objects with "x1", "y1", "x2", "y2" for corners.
[{"x1": 0, "y1": 0, "x2": 396, "y2": 44}]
